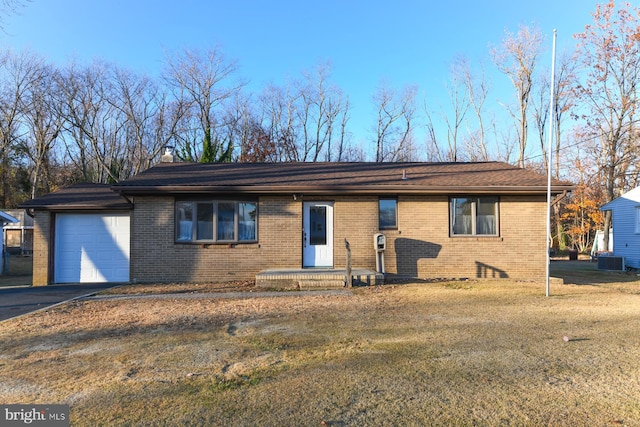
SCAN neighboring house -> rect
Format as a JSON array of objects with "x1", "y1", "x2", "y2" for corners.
[
  {"x1": 590, "y1": 229, "x2": 613, "y2": 258},
  {"x1": 0, "y1": 210, "x2": 19, "y2": 275},
  {"x1": 2, "y1": 209, "x2": 34, "y2": 255},
  {"x1": 20, "y1": 161, "x2": 573, "y2": 286},
  {"x1": 600, "y1": 186, "x2": 640, "y2": 269}
]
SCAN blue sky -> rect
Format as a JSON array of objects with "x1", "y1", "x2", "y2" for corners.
[{"x1": 3, "y1": 0, "x2": 603, "y2": 157}]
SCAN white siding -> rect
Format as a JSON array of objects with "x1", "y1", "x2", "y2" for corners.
[{"x1": 603, "y1": 187, "x2": 640, "y2": 269}]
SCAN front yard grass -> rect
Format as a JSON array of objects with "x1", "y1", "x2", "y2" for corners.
[{"x1": 1, "y1": 267, "x2": 639, "y2": 426}]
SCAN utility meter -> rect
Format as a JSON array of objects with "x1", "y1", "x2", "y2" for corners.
[
  {"x1": 374, "y1": 233, "x2": 386, "y2": 274},
  {"x1": 374, "y1": 233, "x2": 386, "y2": 252}
]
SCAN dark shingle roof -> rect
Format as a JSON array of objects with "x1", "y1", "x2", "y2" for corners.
[
  {"x1": 112, "y1": 161, "x2": 573, "y2": 196},
  {"x1": 20, "y1": 162, "x2": 574, "y2": 209},
  {"x1": 19, "y1": 183, "x2": 133, "y2": 210}
]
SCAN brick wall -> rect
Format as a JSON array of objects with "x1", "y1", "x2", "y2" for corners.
[
  {"x1": 130, "y1": 196, "x2": 302, "y2": 283},
  {"x1": 130, "y1": 194, "x2": 547, "y2": 283},
  {"x1": 31, "y1": 211, "x2": 50, "y2": 286},
  {"x1": 382, "y1": 195, "x2": 547, "y2": 281},
  {"x1": 28, "y1": 194, "x2": 548, "y2": 285},
  {"x1": 332, "y1": 196, "x2": 379, "y2": 269},
  {"x1": 333, "y1": 195, "x2": 545, "y2": 281}
]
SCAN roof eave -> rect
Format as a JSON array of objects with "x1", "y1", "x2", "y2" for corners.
[
  {"x1": 0, "y1": 212, "x2": 18, "y2": 223},
  {"x1": 114, "y1": 185, "x2": 574, "y2": 196},
  {"x1": 18, "y1": 203, "x2": 133, "y2": 211}
]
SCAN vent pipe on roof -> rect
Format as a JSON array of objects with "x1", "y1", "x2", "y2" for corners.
[{"x1": 402, "y1": 169, "x2": 408, "y2": 180}]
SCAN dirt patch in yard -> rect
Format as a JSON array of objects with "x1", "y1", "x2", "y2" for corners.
[{"x1": 1, "y1": 275, "x2": 640, "y2": 426}]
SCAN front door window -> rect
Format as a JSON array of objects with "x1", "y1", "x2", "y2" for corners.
[
  {"x1": 303, "y1": 202, "x2": 334, "y2": 268},
  {"x1": 309, "y1": 206, "x2": 327, "y2": 245}
]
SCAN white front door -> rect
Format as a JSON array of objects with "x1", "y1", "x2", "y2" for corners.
[{"x1": 303, "y1": 202, "x2": 334, "y2": 268}]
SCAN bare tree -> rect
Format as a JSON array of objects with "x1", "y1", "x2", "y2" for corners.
[
  {"x1": 296, "y1": 62, "x2": 347, "y2": 161},
  {"x1": 254, "y1": 65, "x2": 352, "y2": 163},
  {"x1": 491, "y1": 120, "x2": 517, "y2": 164},
  {"x1": 111, "y1": 67, "x2": 157, "y2": 175},
  {"x1": 0, "y1": 0, "x2": 28, "y2": 34},
  {"x1": 373, "y1": 82, "x2": 418, "y2": 162},
  {"x1": 222, "y1": 92, "x2": 254, "y2": 161},
  {"x1": 530, "y1": 52, "x2": 579, "y2": 251},
  {"x1": 0, "y1": 49, "x2": 44, "y2": 206},
  {"x1": 574, "y1": 1, "x2": 640, "y2": 249},
  {"x1": 18, "y1": 62, "x2": 62, "y2": 198},
  {"x1": 334, "y1": 97, "x2": 351, "y2": 161},
  {"x1": 424, "y1": 107, "x2": 444, "y2": 162},
  {"x1": 491, "y1": 24, "x2": 544, "y2": 168},
  {"x1": 337, "y1": 139, "x2": 367, "y2": 162},
  {"x1": 259, "y1": 83, "x2": 300, "y2": 162},
  {"x1": 424, "y1": 58, "x2": 488, "y2": 163},
  {"x1": 55, "y1": 61, "x2": 117, "y2": 183},
  {"x1": 552, "y1": 52, "x2": 578, "y2": 179},
  {"x1": 531, "y1": 72, "x2": 551, "y2": 168},
  {"x1": 163, "y1": 47, "x2": 244, "y2": 163},
  {"x1": 110, "y1": 66, "x2": 189, "y2": 173},
  {"x1": 151, "y1": 88, "x2": 190, "y2": 164},
  {"x1": 457, "y1": 57, "x2": 491, "y2": 161},
  {"x1": 531, "y1": 51, "x2": 578, "y2": 175},
  {"x1": 443, "y1": 59, "x2": 470, "y2": 162}
]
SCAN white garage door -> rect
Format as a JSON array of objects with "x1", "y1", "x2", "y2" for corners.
[{"x1": 55, "y1": 213, "x2": 130, "y2": 283}]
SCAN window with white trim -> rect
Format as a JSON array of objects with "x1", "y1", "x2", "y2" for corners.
[
  {"x1": 450, "y1": 197, "x2": 499, "y2": 236},
  {"x1": 176, "y1": 200, "x2": 257, "y2": 243}
]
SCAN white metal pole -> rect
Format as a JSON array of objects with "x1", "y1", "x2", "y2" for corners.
[{"x1": 546, "y1": 29, "x2": 557, "y2": 298}]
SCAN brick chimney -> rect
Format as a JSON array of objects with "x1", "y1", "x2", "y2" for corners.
[{"x1": 160, "y1": 146, "x2": 174, "y2": 163}]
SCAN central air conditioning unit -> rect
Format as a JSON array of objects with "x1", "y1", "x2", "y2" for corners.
[{"x1": 597, "y1": 256, "x2": 625, "y2": 271}]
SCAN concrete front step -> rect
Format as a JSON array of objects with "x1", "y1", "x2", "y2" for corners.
[
  {"x1": 298, "y1": 279, "x2": 346, "y2": 290},
  {"x1": 256, "y1": 268, "x2": 383, "y2": 290}
]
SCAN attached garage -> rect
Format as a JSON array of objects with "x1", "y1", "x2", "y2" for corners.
[
  {"x1": 55, "y1": 213, "x2": 130, "y2": 283},
  {"x1": 19, "y1": 183, "x2": 133, "y2": 286}
]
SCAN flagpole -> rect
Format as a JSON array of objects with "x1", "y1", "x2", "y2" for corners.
[{"x1": 546, "y1": 29, "x2": 557, "y2": 298}]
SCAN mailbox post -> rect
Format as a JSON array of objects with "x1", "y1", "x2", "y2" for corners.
[{"x1": 374, "y1": 233, "x2": 386, "y2": 274}]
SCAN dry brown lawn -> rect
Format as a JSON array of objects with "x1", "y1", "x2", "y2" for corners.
[{"x1": 1, "y1": 261, "x2": 640, "y2": 426}]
